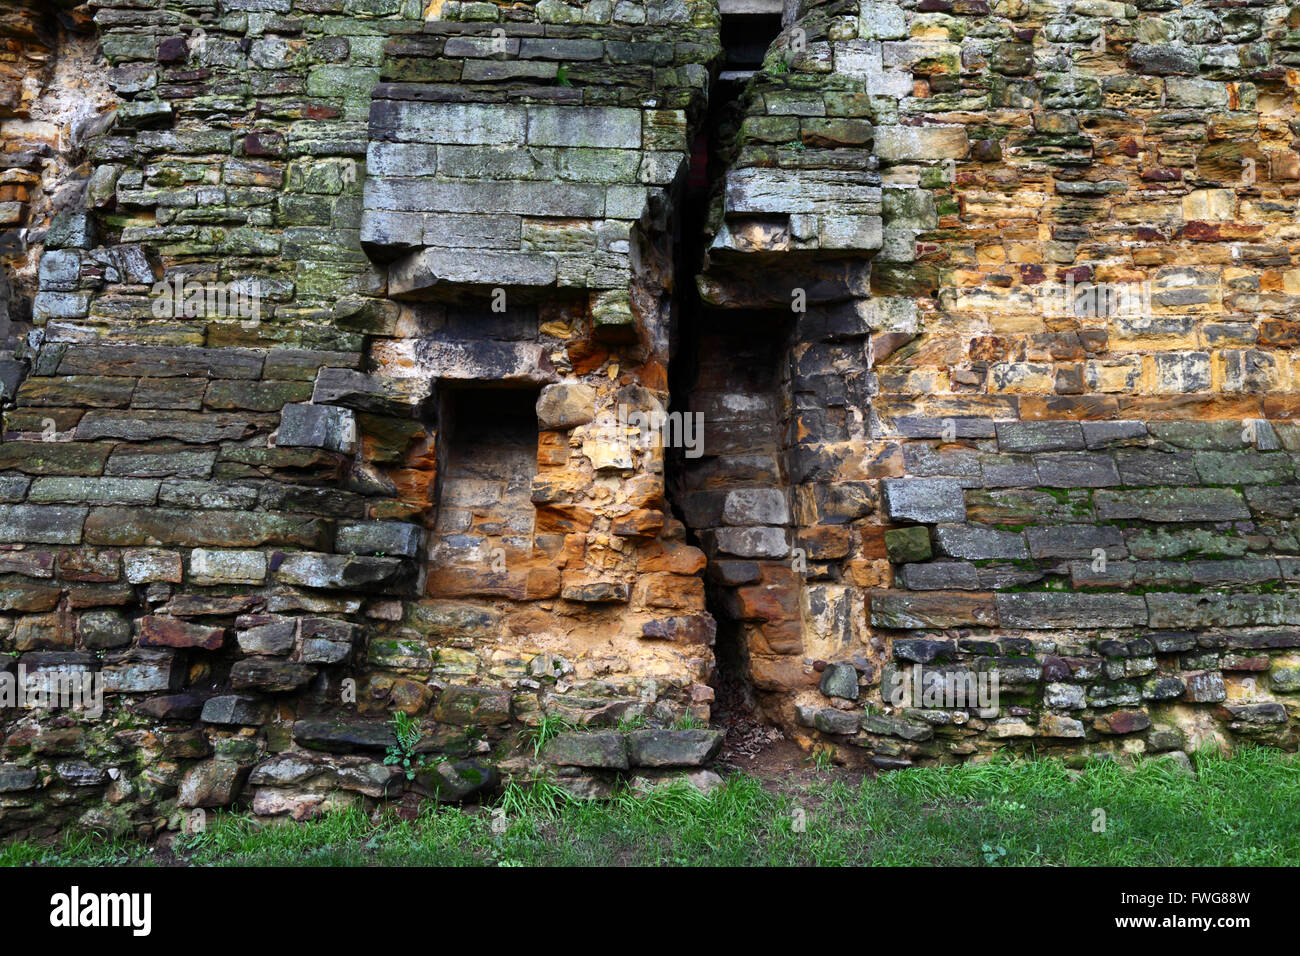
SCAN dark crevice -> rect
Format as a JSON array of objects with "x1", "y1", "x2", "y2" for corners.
[{"x1": 664, "y1": 18, "x2": 792, "y2": 733}]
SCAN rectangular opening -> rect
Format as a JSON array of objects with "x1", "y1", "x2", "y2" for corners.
[
  {"x1": 720, "y1": 12, "x2": 783, "y2": 75},
  {"x1": 428, "y1": 386, "x2": 540, "y2": 589}
]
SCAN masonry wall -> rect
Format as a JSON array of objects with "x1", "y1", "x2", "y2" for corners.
[
  {"x1": 695, "y1": 0, "x2": 1300, "y2": 766},
  {"x1": 1, "y1": 0, "x2": 1299, "y2": 837}
]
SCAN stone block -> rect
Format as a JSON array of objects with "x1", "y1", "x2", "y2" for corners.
[
  {"x1": 276, "y1": 403, "x2": 357, "y2": 454},
  {"x1": 885, "y1": 526, "x2": 931, "y2": 563},
  {"x1": 337, "y1": 522, "x2": 421, "y2": 558},
  {"x1": 934, "y1": 524, "x2": 1028, "y2": 560},
  {"x1": 721, "y1": 488, "x2": 789, "y2": 526},
  {"x1": 995, "y1": 592, "x2": 1148, "y2": 629},
  {"x1": 881, "y1": 478, "x2": 965, "y2": 523},
  {"x1": 626, "y1": 729, "x2": 723, "y2": 767},
  {"x1": 874, "y1": 125, "x2": 969, "y2": 161},
  {"x1": 546, "y1": 732, "x2": 628, "y2": 769},
  {"x1": 536, "y1": 383, "x2": 596, "y2": 429}
]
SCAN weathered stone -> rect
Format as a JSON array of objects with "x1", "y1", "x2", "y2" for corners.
[
  {"x1": 545, "y1": 732, "x2": 628, "y2": 769},
  {"x1": 178, "y1": 760, "x2": 249, "y2": 808},
  {"x1": 813, "y1": 708, "x2": 860, "y2": 734},
  {"x1": 536, "y1": 383, "x2": 597, "y2": 429},
  {"x1": 885, "y1": 526, "x2": 931, "y2": 563},
  {"x1": 231, "y1": 658, "x2": 315, "y2": 693},
  {"x1": 996, "y1": 593, "x2": 1147, "y2": 629},
  {"x1": 275, "y1": 553, "x2": 408, "y2": 591},
  {"x1": 0, "y1": 765, "x2": 39, "y2": 793},
  {"x1": 200, "y1": 695, "x2": 268, "y2": 726},
  {"x1": 871, "y1": 591, "x2": 998, "y2": 629},
  {"x1": 237, "y1": 621, "x2": 297, "y2": 656},
  {"x1": 934, "y1": 524, "x2": 1028, "y2": 560},
  {"x1": 336, "y1": 522, "x2": 420, "y2": 558},
  {"x1": 713, "y1": 526, "x2": 789, "y2": 559},
  {"x1": 626, "y1": 729, "x2": 723, "y2": 768},
  {"x1": 78, "y1": 609, "x2": 131, "y2": 650},
  {"x1": 722, "y1": 489, "x2": 789, "y2": 526},
  {"x1": 293, "y1": 719, "x2": 396, "y2": 752},
  {"x1": 416, "y1": 759, "x2": 499, "y2": 803},
  {"x1": 818, "y1": 661, "x2": 859, "y2": 700},
  {"x1": 138, "y1": 616, "x2": 224, "y2": 650},
  {"x1": 881, "y1": 478, "x2": 965, "y2": 523},
  {"x1": 277, "y1": 403, "x2": 357, "y2": 453},
  {"x1": 102, "y1": 648, "x2": 180, "y2": 694}
]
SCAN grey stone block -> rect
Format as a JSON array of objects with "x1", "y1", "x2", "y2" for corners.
[
  {"x1": 33, "y1": 291, "x2": 91, "y2": 320},
  {"x1": 0, "y1": 765, "x2": 38, "y2": 793},
  {"x1": 365, "y1": 177, "x2": 604, "y2": 217},
  {"x1": 45, "y1": 210, "x2": 97, "y2": 250},
  {"x1": 102, "y1": 647, "x2": 179, "y2": 693},
  {"x1": 38, "y1": 249, "x2": 81, "y2": 291},
  {"x1": 237, "y1": 621, "x2": 297, "y2": 656},
  {"x1": 994, "y1": 420, "x2": 1085, "y2": 453},
  {"x1": 722, "y1": 488, "x2": 789, "y2": 526},
  {"x1": 372, "y1": 101, "x2": 527, "y2": 145},
  {"x1": 626, "y1": 729, "x2": 723, "y2": 767},
  {"x1": 311, "y1": 368, "x2": 430, "y2": 417},
  {"x1": 518, "y1": 38, "x2": 605, "y2": 60},
  {"x1": 389, "y1": 248, "x2": 557, "y2": 293},
  {"x1": 713, "y1": 526, "x2": 789, "y2": 559},
  {"x1": 996, "y1": 592, "x2": 1148, "y2": 628},
  {"x1": 364, "y1": 142, "x2": 438, "y2": 177},
  {"x1": 337, "y1": 522, "x2": 421, "y2": 558},
  {"x1": 201, "y1": 694, "x2": 269, "y2": 725},
  {"x1": 277, "y1": 402, "x2": 357, "y2": 453},
  {"x1": 814, "y1": 707, "x2": 860, "y2": 734},
  {"x1": 1115, "y1": 450, "x2": 1198, "y2": 486},
  {"x1": 0, "y1": 505, "x2": 88, "y2": 545},
  {"x1": 897, "y1": 561, "x2": 981, "y2": 590},
  {"x1": 881, "y1": 477, "x2": 965, "y2": 523},
  {"x1": 526, "y1": 106, "x2": 641, "y2": 149},
  {"x1": 301, "y1": 638, "x2": 351, "y2": 665},
  {"x1": 1193, "y1": 450, "x2": 1293, "y2": 486},
  {"x1": 0, "y1": 360, "x2": 23, "y2": 401},
  {"x1": 78, "y1": 609, "x2": 132, "y2": 650},
  {"x1": 892, "y1": 416, "x2": 995, "y2": 439},
  {"x1": 1148, "y1": 421, "x2": 1247, "y2": 450},
  {"x1": 1034, "y1": 452, "x2": 1121, "y2": 488},
  {"x1": 978, "y1": 454, "x2": 1038, "y2": 487},
  {"x1": 1025, "y1": 524, "x2": 1126, "y2": 560},
  {"x1": 934, "y1": 524, "x2": 1028, "y2": 560},
  {"x1": 1095, "y1": 487, "x2": 1250, "y2": 523},
  {"x1": 819, "y1": 661, "x2": 859, "y2": 699},
  {"x1": 1082, "y1": 420, "x2": 1148, "y2": 448},
  {"x1": 28, "y1": 477, "x2": 160, "y2": 506}
]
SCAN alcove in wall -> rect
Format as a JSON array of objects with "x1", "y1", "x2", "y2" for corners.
[{"x1": 427, "y1": 385, "x2": 541, "y2": 598}]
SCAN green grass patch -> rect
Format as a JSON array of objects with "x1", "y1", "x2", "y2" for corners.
[{"x1": 5, "y1": 747, "x2": 1300, "y2": 866}]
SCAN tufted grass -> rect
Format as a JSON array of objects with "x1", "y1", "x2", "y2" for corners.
[{"x1": 4, "y1": 745, "x2": 1299, "y2": 866}]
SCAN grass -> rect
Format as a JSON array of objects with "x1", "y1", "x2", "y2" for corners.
[{"x1": 4, "y1": 747, "x2": 1299, "y2": 866}]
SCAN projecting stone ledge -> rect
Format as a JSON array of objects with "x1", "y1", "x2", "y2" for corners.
[
  {"x1": 388, "y1": 247, "x2": 558, "y2": 297},
  {"x1": 370, "y1": 337, "x2": 556, "y2": 386}
]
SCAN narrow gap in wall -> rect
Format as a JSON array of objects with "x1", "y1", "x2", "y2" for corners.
[{"x1": 664, "y1": 11, "x2": 788, "y2": 741}]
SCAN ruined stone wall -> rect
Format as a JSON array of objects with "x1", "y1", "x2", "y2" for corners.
[
  {"x1": 692, "y1": 0, "x2": 1300, "y2": 767},
  {"x1": 2, "y1": 0, "x2": 1300, "y2": 837}
]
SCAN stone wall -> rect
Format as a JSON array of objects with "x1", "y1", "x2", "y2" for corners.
[
  {"x1": 2, "y1": 0, "x2": 1300, "y2": 836},
  {"x1": 687, "y1": 0, "x2": 1300, "y2": 767}
]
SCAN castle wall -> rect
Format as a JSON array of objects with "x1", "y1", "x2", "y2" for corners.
[{"x1": 1, "y1": 0, "x2": 1298, "y2": 835}]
